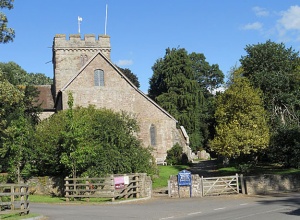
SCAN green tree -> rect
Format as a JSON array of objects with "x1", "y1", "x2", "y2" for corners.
[
  {"x1": 240, "y1": 40, "x2": 300, "y2": 128},
  {"x1": 117, "y1": 67, "x2": 140, "y2": 88},
  {"x1": 0, "y1": 62, "x2": 52, "y2": 85},
  {"x1": 149, "y1": 48, "x2": 205, "y2": 151},
  {"x1": 189, "y1": 52, "x2": 224, "y2": 94},
  {"x1": 0, "y1": 0, "x2": 14, "y2": 43},
  {"x1": 210, "y1": 76, "x2": 270, "y2": 159},
  {"x1": 269, "y1": 125, "x2": 300, "y2": 168},
  {"x1": 34, "y1": 105, "x2": 155, "y2": 177},
  {"x1": 0, "y1": 71, "x2": 36, "y2": 181}
]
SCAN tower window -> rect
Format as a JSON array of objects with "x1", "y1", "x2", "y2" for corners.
[
  {"x1": 150, "y1": 124, "x2": 156, "y2": 146},
  {"x1": 94, "y1": 69, "x2": 104, "y2": 86}
]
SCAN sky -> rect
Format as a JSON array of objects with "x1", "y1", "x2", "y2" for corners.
[{"x1": 1, "y1": 1, "x2": 300, "y2": 93}]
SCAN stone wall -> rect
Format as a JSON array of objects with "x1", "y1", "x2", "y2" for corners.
[
  {"x1": 244, "y1": 174, "x2": 300, "y2": 195},
  {"x1": 26, "y1": 176, "x2": 65, "y2": 196},
  {"x1": 168, "y1": 174, "x2": 202, "y2": 198}
]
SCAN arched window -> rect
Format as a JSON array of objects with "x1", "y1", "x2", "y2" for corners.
[
  {"x1": 94, "y1": 69, "x2": 104, "y2": 86},
  {"x1": 150, "y1": 124, "x2": 156, "y2": 146}
]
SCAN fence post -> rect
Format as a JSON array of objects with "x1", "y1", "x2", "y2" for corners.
[
  {"x1": 10, "y1": 185, "x2": 14, "y2": 211},
  {"x1": 65, "y1": 177, "x2": 69, "y2": 202},
  {"x1": 236, "y1": 173, "x2": 240, "y2": 194},
  {"x1": 124, "y1": 175, "x2": 128, "y2": 199},
  {"x1": 21, "y1": 186, "x2": 25, "y2": 211},
  {"x1": 111, "y1": 175, "x2": 115, "y2": 202},
  {"x1": 85, "y1": 179, "x2": 90, "y2": 202},
  {"x1": 201, "y1": 176, "x2": 204, "y2": 197},
  {"x1": 135, "y1": 174, "x2": 139, "y2": 198}
]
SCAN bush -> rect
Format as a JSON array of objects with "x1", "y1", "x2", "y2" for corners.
[{"x1": 166, "y1": 143, "x2": 188, "y2": 165}]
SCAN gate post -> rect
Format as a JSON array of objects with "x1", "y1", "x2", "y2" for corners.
[
  {"x1": 236, "y1": 173, "x2": 240, "y2": 194},
  {"x1": 65, "y1": 177, "x2": 69, "y2": 202},
  {"x1": 201, "y1": 176, "x2": 204, "y2": 197}
]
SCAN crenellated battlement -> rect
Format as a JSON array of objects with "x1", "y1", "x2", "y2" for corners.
[{"x1": 54, "y1": 34, "x2": 111, "y2": 50}]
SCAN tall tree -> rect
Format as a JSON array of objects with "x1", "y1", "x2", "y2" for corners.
[
  {"x1": 0, "y1": 0, "x2": 14, "y2": 43},
  {"x1": 149, "y1": 48, "x2": 204, "y2": 151},
  {"x1": 117, "y1": 67, "x2": 140, "y2": 88},
  {"x1": 0, "y1": 62, "x2": 52, "y2": 85},
  {"x1": 0, "y1": 71, "x2": 36, "y2": 181},
  {"x1": 210, "y1": 76, "x2": 270, "y2": 159},
  {"x1": 240, "y1": 40, "x2": 300, "y2": 128},
  {"x1": 189, "y1": 52, "x2": 224, "y2": 94}
]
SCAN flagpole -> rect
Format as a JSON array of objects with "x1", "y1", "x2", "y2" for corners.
[
  {"x1": 105, "y1": 4, "x2": 108, "y2": 35},
  {"x1": 78, "y1": 16, "x2": 82, "y2": 34}
]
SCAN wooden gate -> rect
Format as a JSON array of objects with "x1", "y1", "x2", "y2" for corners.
[{"x1": 201, "y1": 174, "x2": 239, "y2": 196}]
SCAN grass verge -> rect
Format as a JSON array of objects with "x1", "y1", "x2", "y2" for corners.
[
  {"x1": 152, "y1": 165, "x2": 189, "y2": 189},
  {"x1": 0, "y1": 213, "x2": 39, "y2": 220}
]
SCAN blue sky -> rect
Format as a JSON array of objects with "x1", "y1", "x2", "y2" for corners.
[{"x1": 1, "y1": 1, "x2": 300, "y2": 93}]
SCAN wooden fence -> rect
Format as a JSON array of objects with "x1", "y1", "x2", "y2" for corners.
[
  {"x1": 65, "y1": 174, "x2": 143, "y2": 202},
  {"x1": 201, "y1": 174, "x2": 240, "y2": 196},
  {"x1": 0, "y1": 184, "x2": 29, "y2": 215}
]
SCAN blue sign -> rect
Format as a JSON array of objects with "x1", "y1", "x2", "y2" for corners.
[{"x1": 178, "y1": 170, "x2": 192, "y2": 186}]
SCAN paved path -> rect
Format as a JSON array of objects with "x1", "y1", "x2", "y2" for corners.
[{"x1": 189, "y1": 159, "x2": 219, "y2": 177}]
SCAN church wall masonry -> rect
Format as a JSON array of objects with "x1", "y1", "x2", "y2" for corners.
[{"x1": 52, "y1": 34, "x2": 189, "y2": 159}]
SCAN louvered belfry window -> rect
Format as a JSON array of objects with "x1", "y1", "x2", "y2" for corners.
[{"x1": 94, "y1": 69, "x2": 104, "y2": 86}]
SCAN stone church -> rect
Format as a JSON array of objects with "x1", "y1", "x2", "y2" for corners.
[{"x1": 37, "y1": 34, "x2": 190, "y2": 161}]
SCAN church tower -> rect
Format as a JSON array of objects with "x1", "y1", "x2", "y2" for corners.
[{"x1": 52, "y1": 34, "x2": 111, "y2": 96}]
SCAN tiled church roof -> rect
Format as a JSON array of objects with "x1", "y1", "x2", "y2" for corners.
[{"x1": 35, "y1": 85, "x2": 55, "y2": 110}]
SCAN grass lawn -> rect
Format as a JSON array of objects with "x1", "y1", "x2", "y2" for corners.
[
  {"x1": 152, "y1": 165, "x2": 189, "y2": 189},
  {"x1": 214, "y1": 162, "x2": 300, "y2": 176}
]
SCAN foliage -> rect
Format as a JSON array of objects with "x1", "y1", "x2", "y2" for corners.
[
  {"x1": 149, "y1": 48, "x2": 210, "y2": 151},
  {"x1": 0, "y1": 62, "x2": 52, "y2": 85},
  {"x1": 166, "y1": 143, "x2": 188, "y2": 165},
  {"x1": 0, "y1": 71, "x2": 37, "y2": 182},
  {"x1": 210, "y1": 76, "x2": 270, "y2": 158},
  {"x1": 240, "y1": 40, "x2": 300, "y2": 167},
  {"x1": 117, "y1": 66, "x2": 140, "y2": 88},
  {"x1": 189, "y1": 52, "x2": 224, "y2": 94},
  {"x1": 0, "y1": 0, "x2": 14, "y2": 44},
  {"x1": 268, "y1": 125, "x2": 300, "y2": 168},
  {"x1": 240, "y1": 40, "x2": 300, "y2": 129},
  {"x1": 34, "y1": 105, "x2": 156, "y2": 177}
]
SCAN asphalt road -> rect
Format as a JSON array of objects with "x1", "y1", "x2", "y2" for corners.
[{"x1": 30, "y1": 193, "x2": 300, "y2": 220}]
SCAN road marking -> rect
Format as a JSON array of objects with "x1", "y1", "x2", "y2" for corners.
[
  {"x1": 234, "y1": 207, "x2": 286, "y2": 219},
  {"x1": 187, "y1": 212, "x2": 202, "y2": 215},
  {"x1": 240, "y1": 203, "x2": 248, "y2": 206},
  {"x1": 159, "y1": 216, "x2": 174, "y2": 220},
  {"x1": 214, "y1": 207, "x2": 226, "y2": 210}
]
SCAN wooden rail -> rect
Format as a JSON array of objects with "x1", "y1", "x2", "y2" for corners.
[
  {"x1": 0, "y1": 184, "x2": 29, "y2": 215},
  {"x1": 65, "y1": 174, "x2": 142, "y2": 202}
]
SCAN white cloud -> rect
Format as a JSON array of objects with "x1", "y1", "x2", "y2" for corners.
[
  {"x1": 115, "y1": 59, "x2": 133, "y2": 66},
  {"x1": 277, "y1": 5, "x2": 300, "y2": 42},
  {"x1": 253, "y1": 6, "x2": 269, "y2": 17},
  {"x1": 278, "y1": 5, "x2": 300, "y2": 31},
  {"x1": 241, "y1": 22, "x2": 263, "y2": 31}
]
